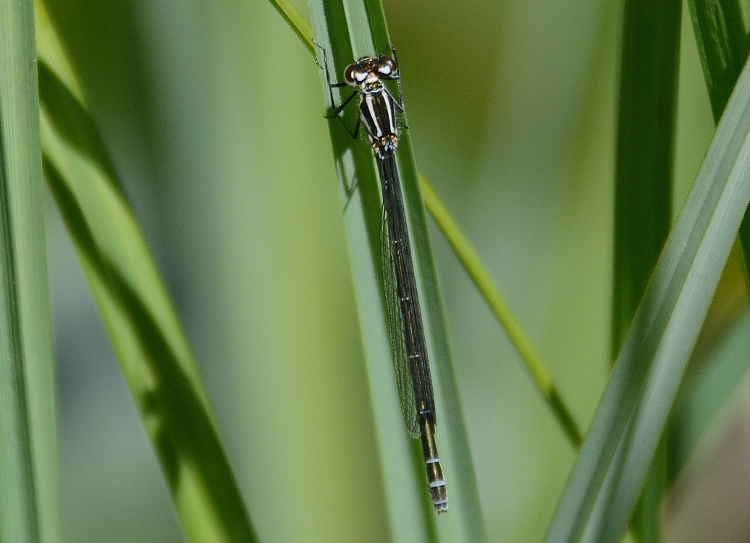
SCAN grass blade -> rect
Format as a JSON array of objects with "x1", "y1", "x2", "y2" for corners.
[
  {"x1": 0, "y1": 1, "x2": 60, "y2": 542},
  {"x1": 687, "y1": 0, "x2": 747, "y2": 123},
  {"x1": 688, "y1": 2, "x2": 750, "y2": 281},
  {"x1": 269, "y1": 0, "x2": 315, "y2": 55},
  {"x1": 672, "y1": 0, "x2": 750, "y2": 485},
  {"x1": 613, "y1": 1, "x2": 681, "y2": 540},
  {"x1": 34, "y1": 2, "x2": 256, "y2": 541},
  {"x1": 308, "y1": 0, "x2": 485, "y2": 540},
  {"x1": 613, "y1": 0, "x2": 680, "y2": 355},
  {"x1": 420, "y1": 175, "x2": 582, "y2": 448},
  {"x1": 274, "y1": 0, "x2": 584, "y2": 456},
  {"x1": 544, "y1": 53, "x2": 750, "y2": 543}
]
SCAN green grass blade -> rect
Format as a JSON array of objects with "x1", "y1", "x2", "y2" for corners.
[
  {"x1": 0, "y1": 1, "x2": 60, "y2": 542},
  {"x1": 34, "y1": 3, "x2": 256, "y2": 541},
  {"x1": 310, "y1": 10, "x2": 423, "y2": 541},
  {"x1": 268, "y1": 0, "x2": 315, "y2": 55},
  {"x1": 613, "y1": 1, "x2": 682, "y2": 541},
  {"x1": 277, "y1": 0, "x2": 584, "y2": 459},
  {"x1": 544, "y1": 54, "x2": 750, "y2": 543},
  {"x1": 687, "y1": 0, "x2": 747, "y2": 123},
  {"x1": 420, "y1": 175, "x2": 582, "y2": 449},
  {"x1": 308, "y1": 1, "x2": 485, "y2": 541},
  {"x1": 613, "y1": 0, "x2": 680, "y2": 355},
  {"x1": 688, "y1": 2, "x2": 750, "y2": 283},
  {"x1": 679, "y1": 0, "x2": 750, "y2": 482}
]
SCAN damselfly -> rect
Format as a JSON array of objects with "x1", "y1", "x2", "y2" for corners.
[{"x1": 316, "y1": 42, "x2": 448, "y2": 514}]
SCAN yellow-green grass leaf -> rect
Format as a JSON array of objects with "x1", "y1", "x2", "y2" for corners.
[{"x1": 35, "y1": 2, "x2": 256, "y2": 541}]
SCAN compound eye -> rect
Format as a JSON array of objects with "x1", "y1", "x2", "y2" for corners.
[
  {"x1": 379, "y1": 56, "x2": 398, "y2": 76},
  {"x1": 344, "y1": 64, "x2": 357, "y2": 84}
]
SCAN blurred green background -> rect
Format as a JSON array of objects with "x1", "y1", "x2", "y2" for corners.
[{"x1": 41, "y1": 0, "x2": 747, "y2": 541}]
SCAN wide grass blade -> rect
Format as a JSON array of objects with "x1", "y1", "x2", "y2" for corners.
[
  {"x1": 544, "y1": 54, "x2": 750, "y2": 543},
  {"x1": 0, "y1": 1, "x2": 60, "y2": 542},
  {"x1": 34, "y1": 2, "x2": 256, "y2": 541},
  {"x1": 308, "y1": 0, "x2": 485, "y2": 541},
  {"x1": 670, "y1": 0, "x2": 750, "y2": 481}
]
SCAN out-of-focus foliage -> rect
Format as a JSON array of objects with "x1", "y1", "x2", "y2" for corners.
[{"x1": 42, "y1": 0, "x2": 749, "y2": 542}]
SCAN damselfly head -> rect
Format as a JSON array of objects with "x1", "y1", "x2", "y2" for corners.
[{"x1": 344, "y1": 55, "x2": 399, "y2": 87}]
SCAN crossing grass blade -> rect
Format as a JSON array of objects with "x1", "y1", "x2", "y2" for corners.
[
  {"x1": 420, "y1": 176, "x2": 582, "y2": 448},
  {"x1": 543, "y1": 54, "x2": 750, "y2": 543},
  {"x1": 667, "y1": 0, "x2": 750, "y2": 487}
]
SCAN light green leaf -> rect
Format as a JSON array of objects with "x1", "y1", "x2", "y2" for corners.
[
  {"x1": 0, "y1": 1, "x2": 60, "y2": 542},
  {"x1": 0, "y1": 2, "x2": 60, "y2": 543}
]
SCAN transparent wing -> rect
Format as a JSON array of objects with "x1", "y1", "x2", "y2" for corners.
[{"x1": 380, "y1": 203, "x2": 420, "y2": 438}]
